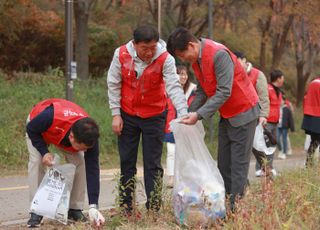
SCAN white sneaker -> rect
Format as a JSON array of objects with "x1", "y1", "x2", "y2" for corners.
[
  {"x1": 278, "y1": 152, "x2": 286, "y2": 159},
  {"x1": 271, "y1": 169, "x2": 277, "y2": 177},
  {"x1": 287, "y1": 149, "x2": 293, "y2": 155},
  {"x1": 255, "y1": 169, "x2": 264, "y2": 177}
]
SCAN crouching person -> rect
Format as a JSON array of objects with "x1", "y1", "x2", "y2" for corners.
[{"x1": 26, "y1": 98, "x2": 105, "y2": 228}]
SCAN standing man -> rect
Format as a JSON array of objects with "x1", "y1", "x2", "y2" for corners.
[
  {"x1": 302, "y1": 77, "x2": 320, "y2": 167},
  {"x1": 26, "y1": 98, "x2": 104, "y2": 228},
  {"x1": 107, "y1": 26, "x2": 188, "y2": 214},
  {"x1": 166, "y1": 27, "x2": 259, "y2": 211},
  {"x1": 234, "y1": 51, "x2": 270, "y2": 177},
  {"x1": 258, "y1": 70, "x2": 284, "y2": 176},
  {"x1": 234, "y1": 51, "x2": 269, "y2": 125}
]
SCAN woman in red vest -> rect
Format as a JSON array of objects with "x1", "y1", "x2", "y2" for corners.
[
  {"x1": 26, "y1": 98, "x2": 104, "y2": 228},
  {"x1": 302, "y1": 77, "x2": 320, "y2": 167},
  {"x1": 261, "y1": 70, "x2": 284, "y2": 176},
  {"x1": 167, "y1": 27, "x2": 259, "y2": 212},
  {"x1": 164, "y1": 65, "x2": 196, "y2": 187}
]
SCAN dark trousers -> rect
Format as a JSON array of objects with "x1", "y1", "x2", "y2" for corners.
[
  {"x1": 118, "y1": 110, "x2": 165, "y2": 211},
  {"x1": 217, "y1": 118, "x2": 257, "y2": 203},
  {"x1": 306, "y1": 133, "x2": 320, "y2": 167}
]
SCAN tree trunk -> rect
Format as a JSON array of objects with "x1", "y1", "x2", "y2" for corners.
[
  {"x1": 295, "y1": 59, "x2": 305, "y2": 107},
  {"x1": 258, "y1": 14, "x2": 272, "y2": 74},
  {"x1": 271, "y1": 14, "x2": 294, "y2": 70},
  {"x1": 258, "y1": 0, "x2": 273, "y2": 74},
  {"x1": 292, "y1": 17, "x2": 318, "y2": 107},
  {"x1": 259, "y1": 32, "x2": 268, "y2": 74},
  {"x1": 74, "y1": 0, "x2": 94, "y2": 80}
]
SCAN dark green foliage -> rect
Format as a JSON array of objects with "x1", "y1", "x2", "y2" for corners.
[{"x1": 88, "y1": 24, "x2": 120, "y2": 78}]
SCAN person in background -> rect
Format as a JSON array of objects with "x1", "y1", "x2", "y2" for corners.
[
  {"x1": 302, "y1": 77, "x2": 320, "y2": 167},
  {"x1": 304, "y1": 134, "x2": 320, "y2": 158},
  {"x1": 234, "y1": 51, "x2": 270, "y2": 177},
  {"x1": 107, "y1": 25, "x2": 188, "y2": 215},
  {"x1": 234, "y1": 51, "x2": 270, "y2": 126},
  {"x1": 284, "y1": 98, "x2": 294, "y2": 155},
  {"x1": 167, "y1": 27, "x2": 259, "y2": 211},
  {"x1": 26, "y1": 98, "x2": 104, "y2": 228},
  {"x1": 277, "y1": 94, "x2": 295, "y2": 159},
  {"x1": 257, "y1": 69, "x2": 284, "y2": 176},
  {"x1": 164, "y1": 65, "x2": 197, "y2": 187}
]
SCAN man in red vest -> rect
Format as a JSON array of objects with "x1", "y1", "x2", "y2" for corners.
[
  {"x1": 302, "y1": 77, "x2": 320, "y2": 166},
  {"x1": 26, "y1": 98, "x2": 104, "y2": 228},
  {"x1": 234, "y1": 51, "x2": 271, "y2": 177},
  {"x1": 107, "y1": 26, "x2": 188, "y2": 214},
  {"x1": 256, "y1": 70, "x2": 284, "y2": 176},
  {"x1": 167, "y1": 27, "x2": 259, "y2": 211},
  {"x1": 234, "y1": 51, "x2": 270, "y2": 125}
]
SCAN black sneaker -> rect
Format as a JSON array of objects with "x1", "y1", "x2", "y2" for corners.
[
  {"x1": 27, "y1": 213, "x2": 43, "y2": 228},
  {"x1": 68, "y1": 209, "x2": 87, "y2": 222}
]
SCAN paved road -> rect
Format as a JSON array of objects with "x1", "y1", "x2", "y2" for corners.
[{"x1": 0, "y1": 152, "x2": 306, "y2": 227}]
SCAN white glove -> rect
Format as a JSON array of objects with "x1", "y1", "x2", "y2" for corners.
[{"x1": 88, "y1": 207, "x2": 105, "y2": 228}]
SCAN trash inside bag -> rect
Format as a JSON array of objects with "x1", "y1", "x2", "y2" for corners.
[
  {"x1": 253, "y1": 124, "x2": 276, "y2": 155},
  {"x1": 170, "y1": 120, "x2": 226, "y2": 227},
  {"x1": 30, "y1": 163, "x2": 76, "y2": 224}
]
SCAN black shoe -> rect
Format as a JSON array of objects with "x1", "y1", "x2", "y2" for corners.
[
  {"x1": 27, "y1": 213, "x2": 43, "y2": 228},
  {"x1": 68, "y1": 209, "x2": 87, "y2": 222}
]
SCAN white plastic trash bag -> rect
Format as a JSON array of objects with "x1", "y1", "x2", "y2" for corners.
[
  {"x1": 30, "y1": 163, "x2": 76, "y2": 224},
  {"x1": 253, "y1": 124, "x2": 276, "y2": 155},
  {"x1": 170, "y1": 120, "x2": 226, "y2": 227}
]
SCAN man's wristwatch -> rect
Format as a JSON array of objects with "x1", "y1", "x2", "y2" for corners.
[{"x1": 197, "y1": 113, "x2": 203, "y2": 120}]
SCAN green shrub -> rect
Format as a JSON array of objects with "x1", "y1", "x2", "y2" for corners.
[{"x1": 88, "y1": 24, "x2": 120, "y2": 78}]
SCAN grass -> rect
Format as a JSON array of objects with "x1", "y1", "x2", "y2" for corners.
[
  {"x1": 222, "y1": 166, "x2": 320, "y2": 229},
  {"x1": 2, "y1": 71, "x2": 318, "y2": 229},
  {"x1": 10, "y1": 164, "x2": 320, "y2": 229}
]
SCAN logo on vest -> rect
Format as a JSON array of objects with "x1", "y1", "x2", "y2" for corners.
[{"x1": 63, "y1": 110, "x2": 85, "y2": 117}]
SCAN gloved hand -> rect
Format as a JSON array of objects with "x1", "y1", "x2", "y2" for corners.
[{"x1": 88, "y1": 207, "x2": 105, "y2": 229}]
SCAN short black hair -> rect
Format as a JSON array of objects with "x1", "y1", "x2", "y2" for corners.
[
  {"x1": 233, "y1": 51, "x2": 246, "y2": 59},
  {"x1": 270, "y1": 69, "x2": 283, "y2": 82},
  {"x1": 133, "y1": 25, "x2": 159, "y2": 44},
  {"x1": 71, "y1": 117, "x2": 100, "y2": 147},
  {"x1": 167, "y1": 27, "x2": 198, "y2": 57}
]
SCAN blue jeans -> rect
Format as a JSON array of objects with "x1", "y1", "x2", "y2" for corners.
[{"x1": 277, "y1": 127, "x2": 288, "y2": 154}]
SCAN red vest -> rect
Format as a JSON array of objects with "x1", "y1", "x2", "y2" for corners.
[
  {"x1": 30, "y1": 98, "x2": 89, "y2": 153},
  {"x1": 192, "y1": 39, "x2": 258, "y2": 118},
  {"x1": 304, "y1": 78, "x2": 320, "y2": 117},
  {"x1": 267, "y1": 84, "x2": 282, "y2": 123},
  {"x1": 248, "y1": 67, "x2": 259, "y2": 87},
  {"x1": 119, "y1": 45, "x2": 168, "y2": 118}
]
